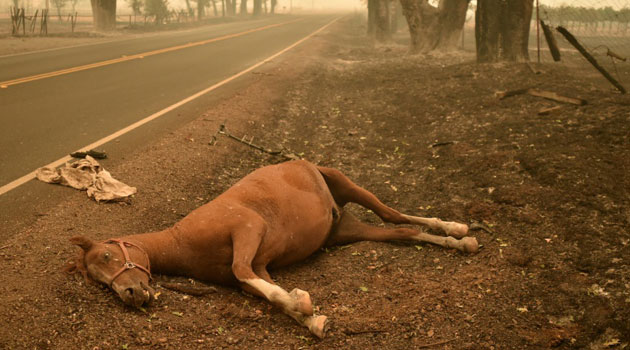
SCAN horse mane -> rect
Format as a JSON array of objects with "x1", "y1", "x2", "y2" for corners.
[{"x1": 64, "y1": 249, "x2": 90, "y2": 283}]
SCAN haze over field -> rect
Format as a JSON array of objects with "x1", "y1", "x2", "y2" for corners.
[{"x1": 1, "y1": 0, "x2": 627, "y2": 14}]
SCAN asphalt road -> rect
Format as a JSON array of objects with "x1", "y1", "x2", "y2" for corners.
[
  {"x1": 0, "y1": 14, "x2": 336, "y2": 188},
  {"x1": 0, "y1": 14, "x2": 337, "y2": 242}
]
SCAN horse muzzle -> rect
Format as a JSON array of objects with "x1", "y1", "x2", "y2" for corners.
[{"x1": 115, "y1": 281, "x2": 155, "y2": 308}]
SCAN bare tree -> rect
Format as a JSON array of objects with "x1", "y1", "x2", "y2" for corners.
[
  {"x1": 51, "y1": 0, "x2": 67, "y2": 21},
  {"x1": 145, "y1": 0, "x2": 169, "y2": 23},
  {"x1": 70, "y1": 0, "x2": 79, "y2": 13},
  {"x1": 90, "y1": 0, "x2": 117, "y2": 30},
  {"x1": 399, "y1": 0, "x2": 469, "y2": 53},
  {"x1": 367, "y1": 0, "x2": 390, "y2": 41},
  {"x1": 184, "y1": 0, "x2": 194, "y2": 17},
  {"x1": 475, "y1": 0, "x2": 534, "y2": 62},
  {"x1": 126, "y1": 0, "x2": 142, "y2": 17},
  {"x1": 224, "y1": 0, "x2": 235, "y2": 15}
]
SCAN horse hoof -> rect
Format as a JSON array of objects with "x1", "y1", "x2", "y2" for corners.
[
  {"x1": 289, "y1": 288, "x2": 313, "y2": 316},
  {"x1": 308, "y1": 315, "x2": 329, "y2": 339},
  {"x1": 461, "y1": 237, "x2": 479, "y2": 254},
  {"x1": 446, "y1": 222, "x2": 469, "y2": 239}
]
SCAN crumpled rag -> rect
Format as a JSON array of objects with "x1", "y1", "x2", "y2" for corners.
[{"x1": 36, "y1": 155, "x2": 137, "y2": 202}]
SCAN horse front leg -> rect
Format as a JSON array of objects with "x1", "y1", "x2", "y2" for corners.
[{"x1": 229, "y1": 220, "x2": 328, "y2": 338}]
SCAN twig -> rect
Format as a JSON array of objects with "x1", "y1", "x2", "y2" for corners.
[
  {"x1": 0, "y1": 245, "x2": 11, "y2": 250},
  {"x1": 343, "y1": 328, "x2": 389, "y2": 336},
  {"x1": 538, "y1": 105, "x2": 562, "y2": 115},
  {"x1": 210, "y1": 124, "x2": 300, "y2": 161},
  {"x1": 160, "y1": 282, "x2": 218, "y2": 296},
  {"x1": 416, "y1": 338, "x2": 456, "y2": 349},
  {"x1": 431, "y1": 141, "x2": 456, "y2": 148}
]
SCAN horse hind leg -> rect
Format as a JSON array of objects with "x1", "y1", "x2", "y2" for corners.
[
  {"x1": 327, "y1": 211, "x2": 478, "y2": 254},
  {"x1": 317, "y1": 166, "x2": 469, "y2": 238},
  {"x1": 230, "y1": 223, "x2": 328, "y2": 338}
]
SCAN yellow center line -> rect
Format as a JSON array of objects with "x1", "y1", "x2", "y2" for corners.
[{"x1": 0, "y1": 18, "x2": 304, "y2": 88}]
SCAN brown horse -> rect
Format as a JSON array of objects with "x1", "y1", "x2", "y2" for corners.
[{"x1": 68, "y1": 160, "x2": 478, "y2": 338}]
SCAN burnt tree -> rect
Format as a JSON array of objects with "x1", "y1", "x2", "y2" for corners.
[
  {"x1": 90, "y1": 0, "x2": 116, "y2": 30},
  {"x1": 253, "y1": 0, "x2": 262, "y2": 15},
  {"x1": 368, "y1": 0, "x2": 391, "y2": 42},
  {"x1": 475, "y1": 0, "x2": 534, "y2": 62},
  {"x1": 399, "y1": 0, "x2": 469, "y2": 53}
]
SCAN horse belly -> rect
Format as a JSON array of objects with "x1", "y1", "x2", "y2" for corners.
[{"x1": 265, "y1": 209, "x2": 333, "y2": 268}]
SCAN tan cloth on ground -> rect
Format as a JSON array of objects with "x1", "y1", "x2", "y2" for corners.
[{"x1": 36, "y1": 156, "x2": 137, "y2": 202}]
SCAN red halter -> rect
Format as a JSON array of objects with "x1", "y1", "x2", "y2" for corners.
[{"x1": 104, "y1": 239, "x2": 152, "y2": 287}]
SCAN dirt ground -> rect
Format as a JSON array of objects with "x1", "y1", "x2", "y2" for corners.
[{"x1": 1, "y1": 14, "x2": 629, "y2": 350}]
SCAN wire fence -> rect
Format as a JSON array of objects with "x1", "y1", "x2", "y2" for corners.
[{"x1": 533, "y1": 0, "x2": 630, "y2": 91}]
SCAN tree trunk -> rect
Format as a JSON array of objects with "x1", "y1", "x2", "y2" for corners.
[
  {"x1": 270, "y1": 0, "x2": 276, "y2": 14},
  {"x1": 197, "y1": 0, "x2": 205, "y2": 19},
  {"x1": 253, "y1": 0, "x2": 261, "y2": 16},
  {"x1": 476, "y1": 0, "x2": 533, "y2": 62},
  {"x1": 211, "y1": 0, "x2": 218, "y2": 16},
  {"x1": 367, "y1": 0, "x2": 376, "y2": 37},
  {"x1": 435, "y1": 0, "x2": 469, "y2": 50},
  {"x1": 374, "y1": 0, "x2": 390, "y2": 42},
  {"x1": 240, "y1": 0, "x2": 247, "y2": 15},
  {"x1": 225, "y1": 0, "x2": 233, "y2": 15},
  {"x1": 185, "y1": 0, "x2": 194, "y2": 17},
  {"x1": 263, "y1": 0, "x2": 267, "y2": 14},
  {"x1": 399, "y1": 0, "x2": 468, "y2": 53},
  {"x1": 390, "y1": 1, "x2": 402, "y2": 34},
  {"x1": 90, "y1": 0, "x2": 116, "y2": 30}
]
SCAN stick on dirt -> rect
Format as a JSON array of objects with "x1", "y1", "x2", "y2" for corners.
[
  {"x1": 538, "y1": 105, "x2": 562, "y2": 115},
  {"x1": 527, "y1": 89, "x2": 586, "y2": 105},
  {"x1": 210, "y1": 124, "x2": 299, "y2": 161},
  {"x1": 416, "y1": 338, "x2": 456, "y2": 349},
  {"x1": 556, "y1": 26, "x2": 626, "y2": 94},
  {"x1": 496, "y1": 88, "x2": 586, "y2": 105}
]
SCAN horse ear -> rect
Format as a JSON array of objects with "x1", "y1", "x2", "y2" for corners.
[{"x1": 69, "y1": 235, "x2": 94, "y2": 251}]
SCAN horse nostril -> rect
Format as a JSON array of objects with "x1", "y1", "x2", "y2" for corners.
[{"x1": 125, "y1": 287, "x2": 134, "y2": 296}]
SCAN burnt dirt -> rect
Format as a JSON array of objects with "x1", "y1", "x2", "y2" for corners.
[{"x1": 1, "y1": 15, "x2": 629, "y2": 349}]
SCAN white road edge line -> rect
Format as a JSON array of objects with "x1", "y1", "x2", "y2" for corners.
[{"x1": 0, "y1": 16, "x2": 340, "y2": 197}]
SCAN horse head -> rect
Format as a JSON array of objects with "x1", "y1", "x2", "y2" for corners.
[{"x1": 68, "y1": 236, "x2": 155, "y2": 308}]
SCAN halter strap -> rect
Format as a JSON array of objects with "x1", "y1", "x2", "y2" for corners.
[{"x1": 104, "y1": 239, "x2": 152, "y2": 287}]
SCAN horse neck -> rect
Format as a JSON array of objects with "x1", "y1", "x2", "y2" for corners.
[{"x1": 120, "y1": 228, "x2": 183, "y2": 275}]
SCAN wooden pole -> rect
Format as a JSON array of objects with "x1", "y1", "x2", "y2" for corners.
[
  {"x1": 536, "y1": 0, "x2": 540, "y2": 63},
  {"x1": 541, "y1": 20, "x2": 560, "y2": 61},
  {"x1": 556, "y1": 26, "x2": 626, "y2": 94}
]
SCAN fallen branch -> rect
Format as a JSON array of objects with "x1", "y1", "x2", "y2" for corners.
[
  {"x1": 538, "y1": 105, "x2": 562, "y2": 115},
  {"x1": 527, "y1": 89, "x2": 586, "y2": 105},
  {"x1": 496, "y1": 88, "x2": 586, "y2": 105},
  {"x1": 416, "y1": 338, "x2": 456, "y2": 349},
  {"x1": 209, "y1": 124, "x2": 300, "y2": 161},
  {"x1": 343, "y1": 328, "x2": 389, "y2": 336},
  {"x1": 160, "y1": 282, "x2": 218, "y2": 296},
  {"x1": 495, "y1": 88, "x2": 530, "y2": 99},
  {"x1": 556, "y1": 26, "x2": 626, "y2": 94},
  {"x1": 431, "y1": 141, "x2": 456, "y2": 148}
]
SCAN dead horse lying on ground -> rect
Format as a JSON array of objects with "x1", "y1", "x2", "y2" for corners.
[{"x1": 68, "y1": 160, "x2": 478, "y2": 338}]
